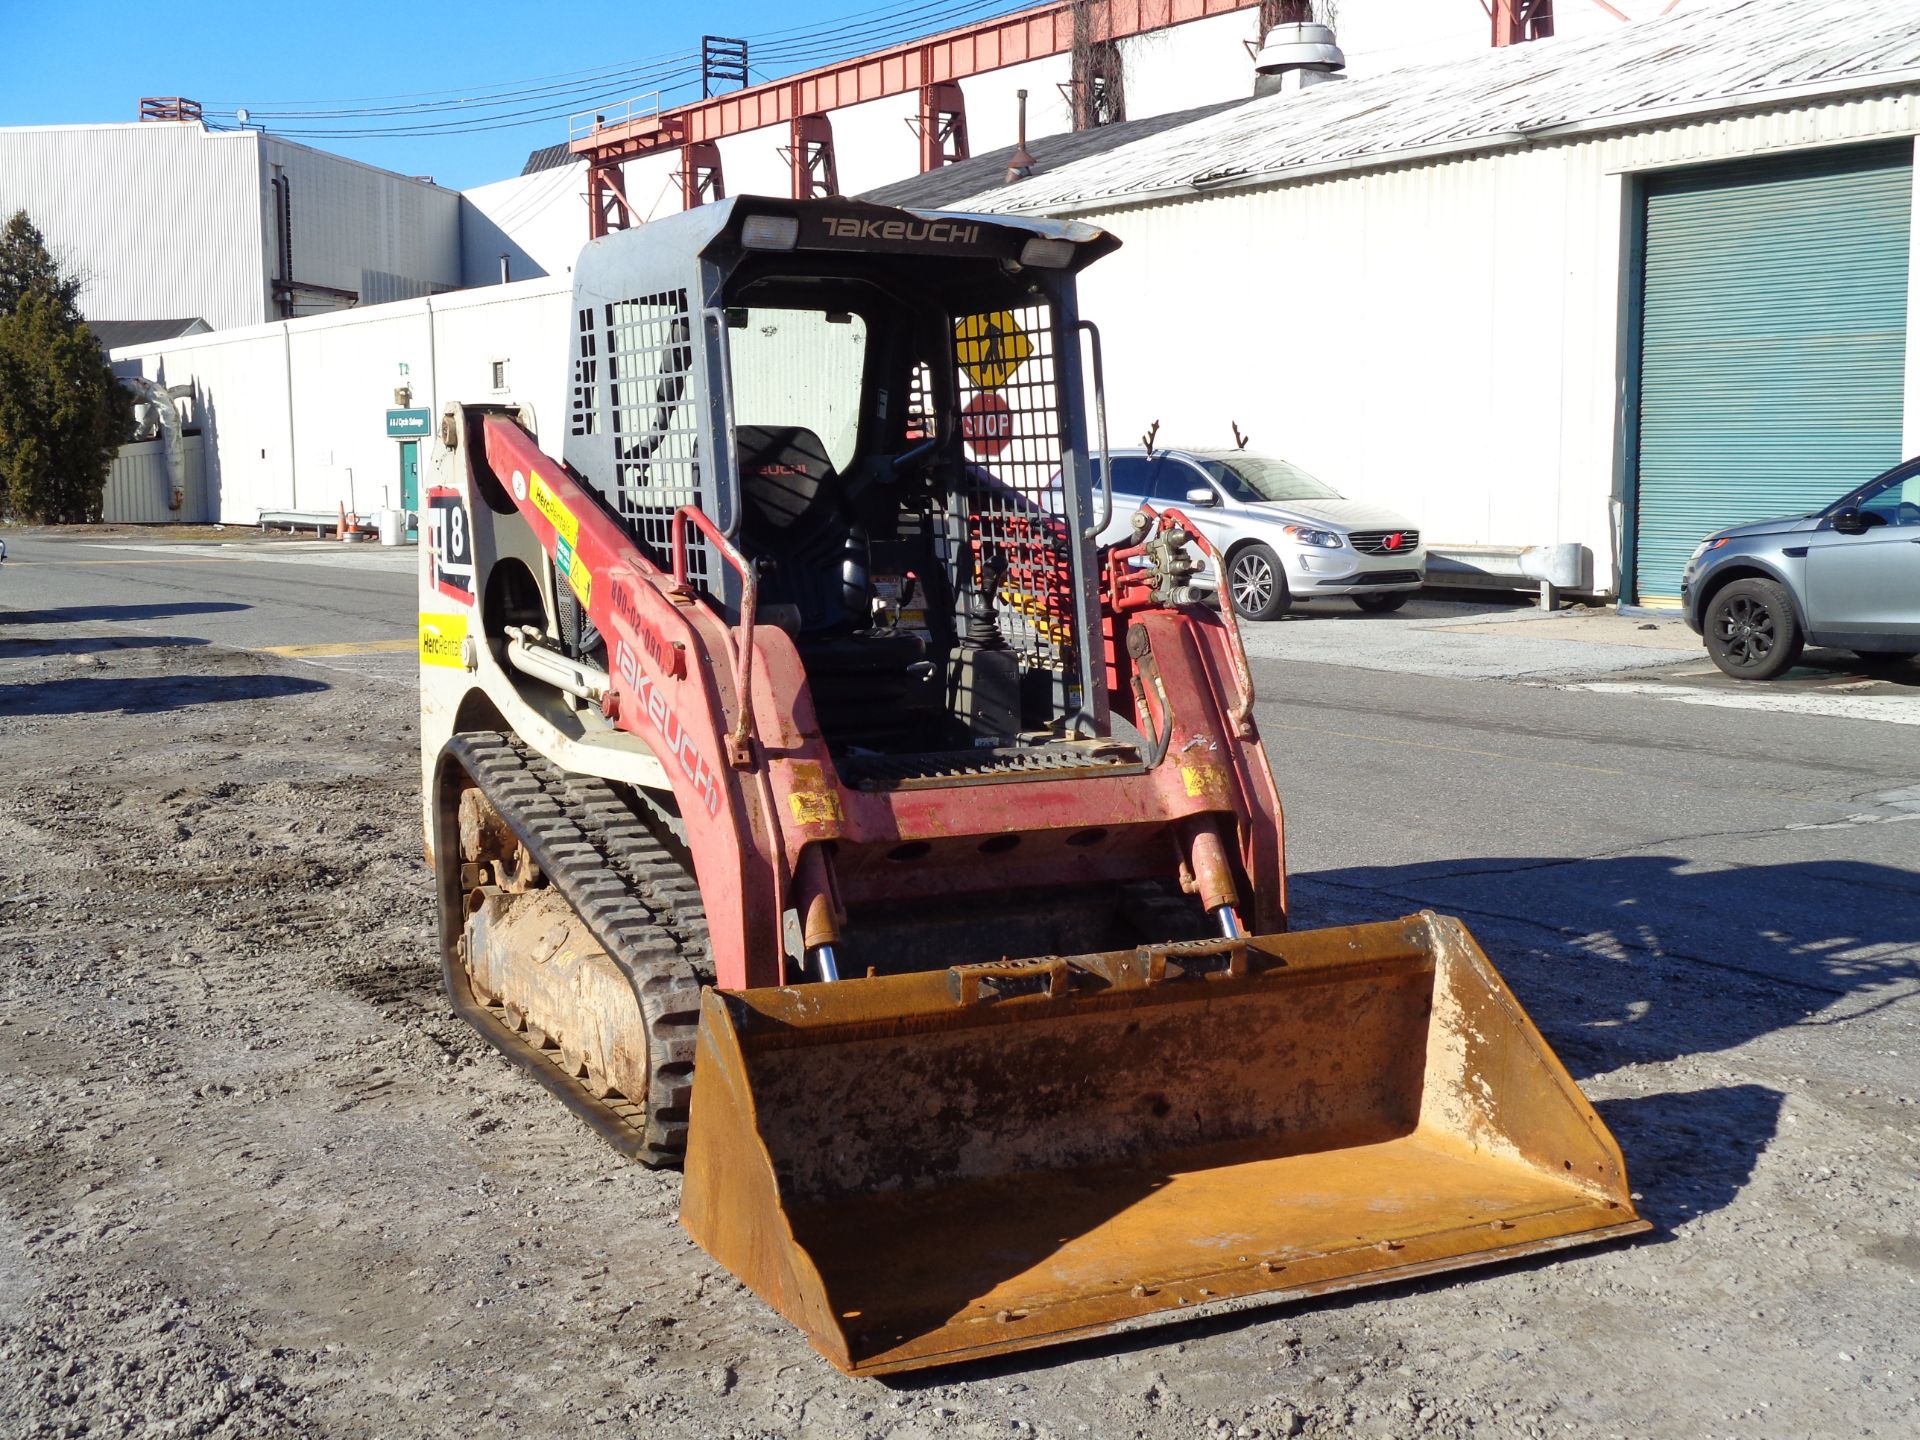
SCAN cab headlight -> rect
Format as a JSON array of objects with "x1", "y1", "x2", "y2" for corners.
[{"x1": 1283, "y1": 525, "x2": 1343, "y2": 549}]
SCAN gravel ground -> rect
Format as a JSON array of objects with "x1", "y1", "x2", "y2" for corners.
[{"x1": 2, "y1": 626, "x2": 1916, "y2": 1440}]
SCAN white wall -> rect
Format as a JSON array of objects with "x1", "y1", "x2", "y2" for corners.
[
  {"x1": 1064, "y1": 91, "x2": 1920, "y2": 592},
  {"x1": 112, "y1": 277, "x2": 573, "y2": 523},
  {"x1": 1117, "y1": 7, "x2": 1265, "y2": 117},
  {"x1": 0, "y1": 123, "x2": 266, "y2": 330},
  {"x1": 462, "y1": 163, "x2": 590, "y2": 283},
  {"x1": 828, "y1": 92, "x2": 925, "y2": 199}
]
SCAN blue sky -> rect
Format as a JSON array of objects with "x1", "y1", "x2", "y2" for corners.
[{"x1": 3, "y1": 0, "x2": 1028, "y2": 189}]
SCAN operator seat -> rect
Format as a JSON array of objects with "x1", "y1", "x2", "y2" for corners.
[
  {"x1": 735, "y1": 424, "x2": 860, "y2": 633},
  {"x1": 734, "y1": 424, "x2": 936, "y2": 748}
]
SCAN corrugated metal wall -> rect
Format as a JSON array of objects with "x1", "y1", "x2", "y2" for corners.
[
  {"x1": 0, "y1": 124, "x2": 265, "y2": 330},
  {"x1": 103, "y1": 435, "x2": 209, "y2": 523},
  {"x1": 0, "y1": 124, "x2": 463, "y2": 331},
  {"x1": 1063, "y1": 91, "x2": 1920, "y2": 593},
  {"x1": 1632, "y1": 142, "x2": 1913, "y2": 606},
  {"x1": 264, "y1": 138, "x2": 462, "y2": 315}
]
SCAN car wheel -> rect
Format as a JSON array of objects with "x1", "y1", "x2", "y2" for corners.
[
  {"x1": 1352, "y1": 591, "x2": 1410, "y2": 614},
  {"x1": 1227, "y1": 543, "x2": 1289, "y2": 621},
  {"x1": 1704, "y1": 578, "x2": 1803, "y2": 680}
]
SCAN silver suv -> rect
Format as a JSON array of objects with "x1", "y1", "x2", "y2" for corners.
[
  {"x1": 1681, "y1": 455, "x2": 1920, "y2": 679},
  {"x1": 1094, "y1": 449, "x2": 1426, "y2": 619}
]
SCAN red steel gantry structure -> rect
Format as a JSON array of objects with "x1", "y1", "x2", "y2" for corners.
[{"x1": 571, "y1": 0, "x2": 1261, "y2": 236}]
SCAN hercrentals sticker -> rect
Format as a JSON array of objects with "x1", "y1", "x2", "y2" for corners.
[
  {"x1": 419, "y1": 612, "x2": 467, "y2": 668},
  {"x1": 529, "y1": 471, "x2": 579, "y2": 547}
]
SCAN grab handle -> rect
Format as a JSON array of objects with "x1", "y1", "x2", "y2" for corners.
[
  {"x1": 670, "y1": 505, "x2": 759, "y2": 767},
  {"x1": 1077, "y1": 319, "x2": 1112, "y2": 540}
]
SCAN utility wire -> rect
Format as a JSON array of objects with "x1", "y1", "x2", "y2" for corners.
[
  {"x1": 212, "y1": 0, "x2": 1018, "y2": 108},
  {"x1": 264, "y1": 69, "x2": 707, "y2": 140},
  {"x1": 225, "y1": 0, "x2": 1038, "y2": 133}
]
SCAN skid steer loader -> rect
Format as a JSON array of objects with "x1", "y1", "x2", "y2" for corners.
[{"x1": 418, "y1": 198, "x2": 1646, "y2": 1376}]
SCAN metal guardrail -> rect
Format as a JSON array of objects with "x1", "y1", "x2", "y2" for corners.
[
  {"x1": 569, "y1": 93, "x2": 664, "y2": 147},
  {"x1": 1426, "y1": 543, "x2": 1592, "y2": 611}
]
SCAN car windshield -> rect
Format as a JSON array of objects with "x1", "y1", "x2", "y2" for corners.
[{"x1": 1195, "y1": 455, "x2": 1342, "y2": 503}]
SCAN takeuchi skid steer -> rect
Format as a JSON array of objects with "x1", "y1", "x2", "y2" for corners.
[{"x1": 417, "y1": 198, "x2": 1647, "y2": 1376}]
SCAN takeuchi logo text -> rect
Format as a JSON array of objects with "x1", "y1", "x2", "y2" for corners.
[{"x1": 821, "y1": 217, "x2": 981, "y2": 244}]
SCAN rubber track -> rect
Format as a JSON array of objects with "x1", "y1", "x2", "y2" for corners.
[{"x1": 442, "y1": 732, "x2": 705, "y2": 1165}]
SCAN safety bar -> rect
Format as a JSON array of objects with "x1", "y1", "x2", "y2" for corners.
[
  {"x1": 1151, "y1": 505, "x2": 1257, "y2": 740},
  {"x1": 670, "y1": 505, "x2": 759, "y2": 767},
  {"x1": 1077, "y1": 320, "x2": 1112, "y2": 540}
]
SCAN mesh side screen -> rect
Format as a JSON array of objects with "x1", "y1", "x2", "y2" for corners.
[
  {"x1": 906, "y1": 361, "x2": 933, "y2": 441},
  {"x1": 569, "y1": 307, "x2": 599, "y2": 437},
  {"x1": 952, "y1": 304, "x2": 1074, "y2": 679},
  {"x1": 605, "y1": 289, "x2": 708, "y2": 586}
]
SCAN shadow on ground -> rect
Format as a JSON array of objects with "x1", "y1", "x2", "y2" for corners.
[
  {"x1": 0, "y1": 635, "x2": 210, "y2": 659},
  {"x1": 1293, "y1": 853, "x2": 1920, "y2": 1076},
  {"x1": 1592, "y1": 1084, "x2": 1784, "y2": 1232},
  {"x1": 0, "y1": 672, "x2": 326, "y2": 716},
  {"x1": 0, "y1": 601, "x2": 250, "y2": 625}
]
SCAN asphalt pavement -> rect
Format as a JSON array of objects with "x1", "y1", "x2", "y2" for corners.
[{"x1": 0, "y1": 530, "x2": 416, "y2": 687}]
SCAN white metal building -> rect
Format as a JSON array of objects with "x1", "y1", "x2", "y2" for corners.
[
  {"x1": 0, "y1": 119, "x2": 463, "y2": 329},
  {"x1": 945, "y1": 0, "x2": 1920, "y2": 604},
  {"x1": 112, "y1": 277, "x2": 571, "y2": 523}
]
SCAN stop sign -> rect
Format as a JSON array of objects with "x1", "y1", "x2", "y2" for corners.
[{"x1": 961, "y1": 392, "x2": 1014, "y2": 457}]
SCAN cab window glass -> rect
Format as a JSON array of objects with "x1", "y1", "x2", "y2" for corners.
[{"x1": 728, "y1": 307, "x2": 868, "y2": 471}]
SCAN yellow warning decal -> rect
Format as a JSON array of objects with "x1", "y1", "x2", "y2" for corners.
[
  {"x1": 1180, "y1": 761, "x2": 1231, "y2": 805},
  {"x1": 788, "y1": 791, "x2": 843, "y2": 826},
  {"x1": 786, "y1": 761, "x2": 845, "y2": 828},
  {"x1": 529, "y1": 471, "x2": 579, "y2": 547},
  {"x1": 419, "y1": 611, "x2": 467, "y2": 668},
  {"x1": 954, "y1": 311, "x2": 1033, "y2": 392}
]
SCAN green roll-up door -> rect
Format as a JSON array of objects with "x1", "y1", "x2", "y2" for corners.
[{"x1": 1632, "y1": 142, "x2": 1912, "y2": 606}]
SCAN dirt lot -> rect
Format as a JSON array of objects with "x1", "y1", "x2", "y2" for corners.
[{"x1": 2, "y1": 621, "x2": 1916, "y2": 1439}]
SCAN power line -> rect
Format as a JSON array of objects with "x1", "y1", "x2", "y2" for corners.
[
  {"x1": 222, "y1": 0, "x2": 1038, "y2": 132},
  {"x1": 263, "y1": 70, "x2": 706, "y2": 140}
]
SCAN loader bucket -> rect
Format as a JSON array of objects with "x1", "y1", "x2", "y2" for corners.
[{"x1": 680, "y1": 913, "x2": 1648, "y2": 1376}]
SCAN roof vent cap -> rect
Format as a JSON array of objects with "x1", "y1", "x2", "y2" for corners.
[{"x1": 1254, "y1": 23, "x2": 1346, "y2": 76}]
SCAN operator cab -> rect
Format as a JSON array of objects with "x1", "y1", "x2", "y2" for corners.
[
  {"x1": 714, "y1": 214, "x2": 1107, "y2": 765},
  {"x1": 559, "y1": 199, "x2": 1123, "y2": 773}
]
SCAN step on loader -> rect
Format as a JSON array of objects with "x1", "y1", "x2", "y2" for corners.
[{"x1": 418, "y1": 198, "x2": 1647, "y2": 1376}]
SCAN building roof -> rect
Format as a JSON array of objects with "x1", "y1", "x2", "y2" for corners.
[
  {"x1": 522, "y1": 141, "x2": 576, "y2": 176},
  {"x1": 90, "y1": 318, "x2": 212, "y2": 349},
  {"x1": 962, "y1": 0, "x2": 1920, "y2": 216},
  {"x1": 858, "y1": 97, "x2": 1250, "y2": 211}
]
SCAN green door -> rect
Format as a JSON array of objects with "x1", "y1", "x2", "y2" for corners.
[
  {"x1": 400, "y1": 440, "x2": 420, "y2": 515},
  {"x1": 1632, "y1": 143, "x2": 1913, "y2": 606}
]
